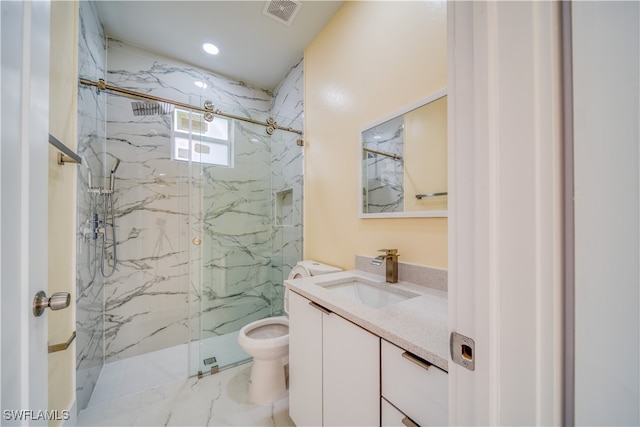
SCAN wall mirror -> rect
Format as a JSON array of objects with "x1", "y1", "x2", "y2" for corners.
[{"x1": 360, "y1": 89, "x2": 447, "y2": 218}]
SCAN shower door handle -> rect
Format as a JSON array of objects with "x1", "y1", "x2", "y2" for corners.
[{"x1": 33, "y1": 291, "x2": 71, "y2": 317}]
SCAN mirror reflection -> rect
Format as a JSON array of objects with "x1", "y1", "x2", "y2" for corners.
[{"x1": 361, "y1": 91, "x2": 448, "y2": 218}]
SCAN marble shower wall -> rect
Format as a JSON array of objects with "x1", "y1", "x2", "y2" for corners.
[
  {"x1": 101, "y1": 91, "x2": 192, "y2": 362},
  {"x1": 102, "y1": 40, "x2": 303, "y2": 359},
  {"x1": 197, "y1": 121, "x2": 273, "y2": 341},
  {"x1": 269, "y1": 58, "x2": 304, "y2": 315},
  {"x1": 194, "y1": 58, "x2": 304, "y2": 342},
  {"x1": 76, "y1": 0, "x2": 107, "y2": 411}
]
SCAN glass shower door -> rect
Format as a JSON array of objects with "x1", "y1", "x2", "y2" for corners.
[
  {"x1": 188, "y1": 104, "x2": 303, "y2": 378},
  {"x1": 192, "y1": 114, "x2": 274, "y2": 377}
]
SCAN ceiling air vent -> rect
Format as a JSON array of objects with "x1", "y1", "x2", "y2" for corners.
[{"x1": 263, "y1": 0, "x2": 302, "y2": 27}]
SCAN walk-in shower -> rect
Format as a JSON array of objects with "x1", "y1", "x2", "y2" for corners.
[{"x1": 76, "y1": 15, "x2": 304, "y2": 409}]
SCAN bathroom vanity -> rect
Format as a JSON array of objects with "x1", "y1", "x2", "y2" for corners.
[{"x1": 286, "y1": 269, "x2": 448, "y2": 427}]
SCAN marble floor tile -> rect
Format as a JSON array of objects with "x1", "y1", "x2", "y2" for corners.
[
  {"x1": 77, "y1": 362, "x2": 294, "y2": 427},
  {"x1": 87, "y1": 332, "x2": 252, "y2": 408},
  {"x1": 87, "y1": 343, "x2": 188, "y2": 408}
]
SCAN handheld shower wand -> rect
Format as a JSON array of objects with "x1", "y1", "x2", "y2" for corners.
[
  {"x1": 82, "y1": 156, "x2": 93, "y2": 189},
  {"x1": 101, "y1": 158, "x2": 121, "y2": 278},
  {"x1": 109, "y1": 159, "x2": 121, "y2": 191}
]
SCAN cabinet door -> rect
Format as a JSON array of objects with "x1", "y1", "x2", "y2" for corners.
[
  {"x1": 323, "y1": 312, "x2": 380, "y2": 426},
  {"x1": 289, "y1": 291, "x2": 324, "y2": 426}
]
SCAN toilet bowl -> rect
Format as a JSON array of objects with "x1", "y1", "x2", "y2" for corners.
[{"x1": 238, "y1": 260, "x2": 341, "y2": 405}]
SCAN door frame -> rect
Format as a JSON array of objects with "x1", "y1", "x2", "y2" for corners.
[{"x1": 447, "y1": 2, "x2": 565, "y2": 424}]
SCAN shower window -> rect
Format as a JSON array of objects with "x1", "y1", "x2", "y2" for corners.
[{"x1": 172, "y1": 108, "x2": 233, "y2": 167}]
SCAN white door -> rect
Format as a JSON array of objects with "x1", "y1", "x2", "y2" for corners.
[{"x1": 1, "y1": 0, "x2": 51, "y2": 424}]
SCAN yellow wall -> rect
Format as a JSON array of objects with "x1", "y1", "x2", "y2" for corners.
[
  {"x1": 405, "y1": 96, "x2": 448, "y2": 212},
  {"x1": 48, "y1": 1, "x2": 78, "y2": 423},
  {"x1": 304, "y1": 1, "x2": 447, "y2": 269}
]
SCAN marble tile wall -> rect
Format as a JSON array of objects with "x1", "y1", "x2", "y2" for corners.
[
  {"x1": 101, "y1": 91, "x2": 191, "y2": 362},
  {"x1": 269, "y1": 58, "x2": 304, "y2": 315},
  {"x1": 76, "y1": 0, "x2": 107, "y2": 411},
  {"x1": 101, "y1": 40, "x2": 304, "y2": 361}
]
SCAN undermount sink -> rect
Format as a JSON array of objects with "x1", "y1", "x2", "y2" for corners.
[{"x1": 318, "y1": 276, "x2": 418, "y2": 308}]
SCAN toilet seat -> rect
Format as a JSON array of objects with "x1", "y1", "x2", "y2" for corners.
[
  {"x1": 239, "y1": 316, "x2": 289, "y2": 351},
  {"x1": 247, "y1": 323, "x2": 288, "y2": 340}
]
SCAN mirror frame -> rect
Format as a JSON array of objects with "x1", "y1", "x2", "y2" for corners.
[{"x1": 359, "y1": 89, "x2": 448, "y2": 219}]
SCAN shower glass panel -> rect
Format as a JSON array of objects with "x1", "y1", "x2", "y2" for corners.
[
  {"x1": 191, "y1": 115, "x2": 281, "y2": 377},
  {"x1": 189, "y1": 104, "x2": 302, "y2": 377}
]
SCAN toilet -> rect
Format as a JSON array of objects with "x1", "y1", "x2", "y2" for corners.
[{"x1": 238, "y1": 260, "x2": 342, "y2": 404}]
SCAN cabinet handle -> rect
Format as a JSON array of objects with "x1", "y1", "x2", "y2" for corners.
[
  {"x1": 401, "y1": 416, "x2": 420, "y2": 427},
  {"x1": 308, "y1": 301, "x2": 332, "y2": 315},
  {"x1": 402, "y1": 351, "x2": 433, "y2": 371}
]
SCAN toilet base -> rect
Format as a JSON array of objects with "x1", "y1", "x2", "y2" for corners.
[{"x1": 248, "y1": 358, "x2": 288, "y2": 405}]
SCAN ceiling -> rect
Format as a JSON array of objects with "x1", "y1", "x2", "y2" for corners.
[{"x1": 95, "y1": 1, "x2": 345, "y2": 91}]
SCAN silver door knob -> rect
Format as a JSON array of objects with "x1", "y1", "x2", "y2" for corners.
[{"x1": 33, "y1": 291, "x2": 70, "y2": 317}]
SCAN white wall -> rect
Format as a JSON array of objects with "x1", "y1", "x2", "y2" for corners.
[{"x1": 573, "y1": 2, "x2": 640, "y2": 425}]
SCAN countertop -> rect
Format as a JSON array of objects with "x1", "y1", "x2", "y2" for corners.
[{"x1": 284, "y1": 270, "x2": 449, "y2": 372}]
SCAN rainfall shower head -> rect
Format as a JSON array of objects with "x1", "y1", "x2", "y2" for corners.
[{"x1": 131, "y1": 101, "x2": 174, "y2": 116}]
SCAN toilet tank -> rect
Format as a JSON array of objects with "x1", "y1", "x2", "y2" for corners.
[{"x1": 285, "y1": 260, "x2": 342, "y2": 313}]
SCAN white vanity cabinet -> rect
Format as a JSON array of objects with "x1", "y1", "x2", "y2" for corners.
[
  {"x1": 381, "y1": 339, "x2": 448, "y2": 427},
  {"x1": 288, "y1": 290, "x2": 380, "y2": 427}
]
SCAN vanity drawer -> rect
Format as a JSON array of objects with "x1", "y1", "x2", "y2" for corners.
[
  {"x1": 382, "y1": 397, "x2": 421, "y2": 427},
  {"x1": 381, "y1": 339, "x2": 447, "y2": 427}
]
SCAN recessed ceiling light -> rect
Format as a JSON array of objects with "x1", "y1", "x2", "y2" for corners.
[
  {"x1": 202, "y1": 43, "x2": 219, "y2": 55},
  {"x1": 194, "y1": 81, "x2": 207, "y2": 89}
]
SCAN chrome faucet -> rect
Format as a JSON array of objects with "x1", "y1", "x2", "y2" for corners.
[{"x1": 372, "y1": 249, "x2": 400, "y2": 283}]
